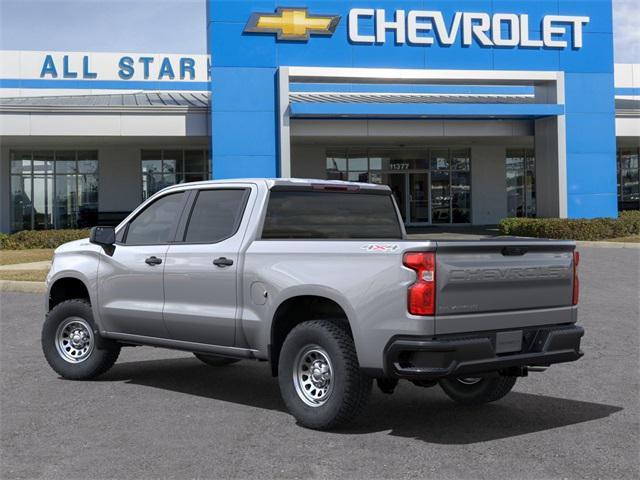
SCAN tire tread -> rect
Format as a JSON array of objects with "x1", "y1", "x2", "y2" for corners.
[{"x1": 42, "y1": 299, "x2": 120, "y2": 380}]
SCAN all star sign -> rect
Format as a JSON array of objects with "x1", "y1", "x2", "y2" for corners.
[
  {"x1": 0, "y1": 51, "x2": 209, "y2": 83},
  {"x1": 245, "y1": 7, "x2": 590, "y2": 49}
]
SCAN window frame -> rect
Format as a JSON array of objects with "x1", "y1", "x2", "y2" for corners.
[
  {"x1": 118, "y1": 190, "x2": 190, "y2": 246},
  {"x1": 175, "y1": 187, "x2": 251, "y2": 245}
]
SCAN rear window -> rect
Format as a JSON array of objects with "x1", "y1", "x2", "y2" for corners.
[{"x1": 261, "y1": 191, "x2": 402, "y2": 239}]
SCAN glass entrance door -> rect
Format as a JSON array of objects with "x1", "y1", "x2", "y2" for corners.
[{"x1": 409, "y1": 173, "x2": 430, "y2": 224}]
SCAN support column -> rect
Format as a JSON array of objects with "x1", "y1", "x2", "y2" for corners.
[{"x1": 535, "y1": 116, "x2": 568, "y2": 218}]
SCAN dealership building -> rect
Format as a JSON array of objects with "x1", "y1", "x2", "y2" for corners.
[{"x1": 1, "y1": 0, "x2": 638, "y2": 232}]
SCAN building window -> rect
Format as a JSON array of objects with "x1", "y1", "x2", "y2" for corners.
[
  {"x1": 325, "y1": 147, "x2": 471, "y2": 224},
  {"x1": 10, "y1": 150, "x2": 98, "y2": 231},
  {"x1": 141, "y1": 149, "x2": 210, "y2": 200},
  {"x1": 617, "y1": 147, "x2": 640, "y2": 211},
  {"x1": 506, "y1": 149, "x2": 536, "y2": 218}
]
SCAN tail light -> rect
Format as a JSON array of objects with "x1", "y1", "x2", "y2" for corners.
[
  {"x1": 572, "y1": 251, "x2": 580, "y2": 306},
  {"x1": 403, "y1": 252, "x2": 436, "y2": 315}
]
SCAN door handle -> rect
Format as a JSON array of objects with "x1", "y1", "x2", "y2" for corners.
[
  {"x1": 213, "y1": 257, "x2": 234, "y2": 267},
  {"x1": 145, "y1": 256, "x2": 163, "y2": 266}
]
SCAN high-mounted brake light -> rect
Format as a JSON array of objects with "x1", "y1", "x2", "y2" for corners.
[
  {"x1": 572, "y1": 251, "x2": 580, "y2": 306},
  {"x1": 311, "y1": 184, "x2": 360, "y2": 192},
  {"x1": 403, "y1": 252, "x2": 436, "y2": 316}
]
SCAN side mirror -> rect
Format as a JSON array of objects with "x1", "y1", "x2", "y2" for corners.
[{"x1": 90, "y1": 226, "x2": 116, "y2": 247}]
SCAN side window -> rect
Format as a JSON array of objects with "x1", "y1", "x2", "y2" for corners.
[
  {"x1": 183, "y1": 189, "x2": 248, "y2": 243},
  {"x1": 124, "y1": 192, "x2": 185, "y2": 245}
]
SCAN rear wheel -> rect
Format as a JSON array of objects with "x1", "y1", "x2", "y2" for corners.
[
  {"x1": 42, "y1": 299, "x2": 120, "y2": 380},
  {"x1": 278, "y1": 319, "x2": 372, "y2": 430},
  {"x1": 439, "y1": 376, "x2": 517, "y2": 405},
  {"x1": 193, "y1": 353, "x2": 240, "y2": 366}
]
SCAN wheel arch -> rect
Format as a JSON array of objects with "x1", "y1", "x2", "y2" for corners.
[
  {"x1": 48, "y1": 275, "x2": 92, "y2": 311},
  {"x1": 268, "y1": 294, "x2": 354, "y2": 377}
]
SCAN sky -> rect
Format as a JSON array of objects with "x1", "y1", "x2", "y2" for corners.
[{"x1": 0, "y1": 0, "x2": 638, "y2": 63}]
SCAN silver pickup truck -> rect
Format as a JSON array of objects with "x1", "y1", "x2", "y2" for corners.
[{"x1": 42, "y1": 178, "x2": 584, "y2": 429}]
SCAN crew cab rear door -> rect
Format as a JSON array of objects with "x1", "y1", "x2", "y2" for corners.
[
  {"x1": 162, "y1": 184, "x2": 254, "y2": 346},
  {"x1": 434, "y1": 240, "x2": 576, "y2": 335}
]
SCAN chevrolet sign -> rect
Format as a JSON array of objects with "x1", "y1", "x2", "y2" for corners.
[{"x1": 244, "y1": 7, "x2": 590, "y2": 49}]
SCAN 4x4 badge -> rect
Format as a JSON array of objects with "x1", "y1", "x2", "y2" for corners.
[{"x1": 244, "y1": 8, "x2": 341, "y2": 41}]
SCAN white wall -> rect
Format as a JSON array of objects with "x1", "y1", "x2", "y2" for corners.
[
  {"x1": 290, "y1": 144, "x2": 326, "y2": 179},
  {"x1": 470, "y1": 145, "x2": 508, "y2": 224},
  {"x1": 535, "y1": 116, "x2": 564, "y2": 218},
  {"x1": 98, "y1": 147, "x2": 143, "y2": 212},
  {"x1": 0, "y1": 112, "x2": 209, "y2": 137}
]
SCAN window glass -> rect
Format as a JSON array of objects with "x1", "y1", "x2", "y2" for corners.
[
  {"x1": 451, "y1": 172, "x2": 471, "y2": 223},
  {"x1": 348, "y1": 172, "x2": 369, "y2": 182},
  {"x1": 451, "y1": 149, "x2": 470, "y2": 170},
  {"x1": 78, "y1": 160, "x2": 98, "y2": 174},
  {"x1": 184, "y1": 189, "x2": 248, "y2": 243},
  {"x1": 33, "y1": 175, "x2": 53, "y2": 229},
  {"x1": 506, "y1": 149, "x2": 536, "y2": 218},
  {"x1": 430, "y1": 149, "x2": 449, "y2": 170},
  {"x1": 54, "y1": 175, "x2": 77, "y2": 229},
  {"x1": 326, "y1": 151, "x2": 347, "y2": 180},
  {"x1": 348, "y1": 152, "x2": 368, "y2": 171},
  {"x1": 125, "y1": 193, "x2": 184, "y2": 245},
  {"x1": 77, "y1": 150, "x2": 98, "y2": 161},
  {"x1": 262, "y1": 191, "x2": 402, "y2": 239},
  {"x1": 11, "y1": 175, "x2": 32, "y2": 231},
  {"x1": 617, "y1": 147, "x2": 640, "y2": 211},
  {"x1": 9, "y1": 150, "x2": 99, "y2": 231},
  {"x1": 431, "y1": 171, "x2": 451, "y2": 223},
  {"x1": 184, "y1": 150, "x2": 205, "y2": 172},
  {"x1": 141, "y1": 150, "x2": 209, "y2": 200}
]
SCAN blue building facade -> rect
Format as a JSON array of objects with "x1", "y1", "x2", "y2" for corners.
[{"x1": 208, "y1": 0, "x2": 619, "y2": 221}]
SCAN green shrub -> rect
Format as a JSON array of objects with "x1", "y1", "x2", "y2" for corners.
[
  {"x1": 0, "y1": 229, "x2": 90, "y2": 250},
  {"x1": 498, "y1": 211, "x2": 640, "y2": 240}
]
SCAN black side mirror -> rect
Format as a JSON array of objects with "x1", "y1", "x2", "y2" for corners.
[{"x1": 90, "y1": 226, "x2": 116, "y2": 247}]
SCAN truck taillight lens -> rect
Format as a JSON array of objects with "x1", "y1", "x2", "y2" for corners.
[
  {"x1": 403, "y1": 252, "x2": 436, "y2": 316},
  {"x1": 572, "y1": 251, "x2": 580, "y2": 306}
]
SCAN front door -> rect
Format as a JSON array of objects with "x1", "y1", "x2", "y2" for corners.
[
  {"x1": 98, "y1": 191, "x2": 187, "y2": 338},
  {"x1": 162, "y1": 186, "x2": 252, "y2": 347}
]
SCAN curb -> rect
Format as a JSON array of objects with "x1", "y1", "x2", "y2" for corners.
[
  {"x1": 577, "y1": 241, "x2": 640, "y2": 249},
  {"x1": 0, "y1": 280, "x2": 47, "y2": 294}
]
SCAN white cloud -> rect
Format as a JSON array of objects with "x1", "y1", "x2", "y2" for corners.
[{"x1": 614, "y1": 0, "x2": 640, "y2": 63}]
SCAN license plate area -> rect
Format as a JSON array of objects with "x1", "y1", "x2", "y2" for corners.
[{"x1": 495, "y1": 330, "x2": 523, "y2": 354}]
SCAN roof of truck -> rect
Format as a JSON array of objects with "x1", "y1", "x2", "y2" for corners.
[{"x1": 162, "y1": 178, "x2": 392, "y2": 192}]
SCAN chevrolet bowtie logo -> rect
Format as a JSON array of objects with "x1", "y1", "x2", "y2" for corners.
[{"x1": 244, "y1": 8, "x2": 341, "y2": 41}]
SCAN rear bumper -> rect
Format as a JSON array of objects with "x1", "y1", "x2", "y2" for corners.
[{"x1": 383, "y1": 324, "x2": 584, "y2": 379}]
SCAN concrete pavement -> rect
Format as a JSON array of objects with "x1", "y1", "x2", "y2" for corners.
[{"x1": 0, "y1": 246, "x2": 638, "y2": 479}]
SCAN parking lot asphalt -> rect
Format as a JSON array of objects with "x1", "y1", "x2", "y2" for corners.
[{"x1": 1, "y1": 246, "x2": 638, "y2": 480}]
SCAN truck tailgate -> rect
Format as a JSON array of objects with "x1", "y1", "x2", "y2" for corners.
[{"x1": 434, "y1": 240, "x2": 576, "y2": 335}]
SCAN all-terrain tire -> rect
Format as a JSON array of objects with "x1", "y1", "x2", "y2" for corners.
[
  {"x1": 278, "y1": 319, "x2": 372, "y2": 430},
  {"x1": 439, "y1": 376, "x2": 517, "y2": 405},
  {"x1": 42, "y1": 299, "x2": 120, "y2": 380},
  {"x1": 193, "y1": 353, "x2": 241, "y2": 366}
]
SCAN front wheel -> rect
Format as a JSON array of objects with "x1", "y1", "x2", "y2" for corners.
[
  {"x1": 42, "y1": 299, "x2": 120, "y2": 380},
  {"x1": 439, "y1": 376, "x2": 517, "y2": 405},
  {"x1": 278, "y1": 319, "x2": 372, "y2": 430}
]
